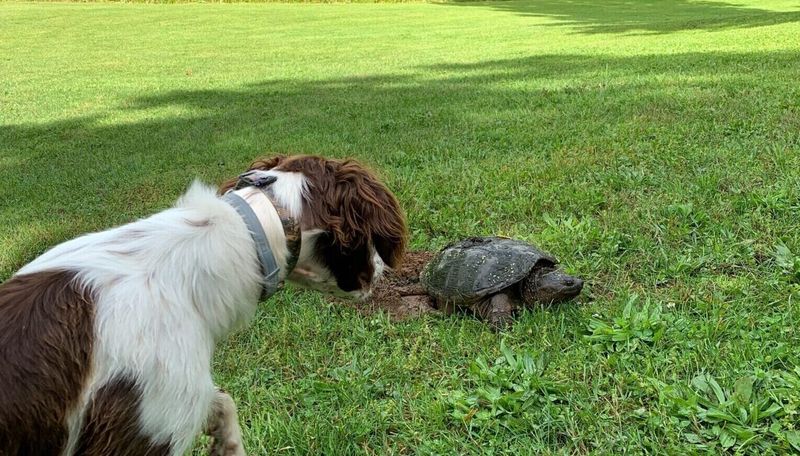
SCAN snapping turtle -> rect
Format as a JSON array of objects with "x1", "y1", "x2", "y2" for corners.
[{"x1": 420, "y1": 237, "x2": 583, "y2": 328}]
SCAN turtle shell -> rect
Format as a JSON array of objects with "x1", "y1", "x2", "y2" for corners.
[{"x1": 420, "y1": 237, "x2": 557, "y2": 306}]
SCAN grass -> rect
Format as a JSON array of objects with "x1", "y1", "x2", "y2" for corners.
[{"x1": 2, "y1": 0, "x2": 800, "y2": 453}]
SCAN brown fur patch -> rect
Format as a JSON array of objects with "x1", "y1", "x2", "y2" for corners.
[
  {"x1": 0, "y1": 270, "x2": 95, "y2": 455},
  {"x1": 75, "y1": 376, "x2": 172, "y2": 456}
]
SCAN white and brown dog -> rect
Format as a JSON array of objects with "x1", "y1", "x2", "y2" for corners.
[{"x1": 0, "y1": 155, "x2": 407, "y2": 455}]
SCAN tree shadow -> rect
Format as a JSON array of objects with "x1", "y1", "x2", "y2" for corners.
[
  {"x1": 445, "y1": 0, "x2": 800, "y2": 34},
  {"x1": 2, "y1": 50, "x2": 799, "y2": 277}
]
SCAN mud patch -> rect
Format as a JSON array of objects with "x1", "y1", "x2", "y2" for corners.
[{"x1": 335, "y1": 251, "x2": 438, "y2": 321}]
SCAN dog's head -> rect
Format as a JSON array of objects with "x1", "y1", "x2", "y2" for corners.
[{"x1": 220, "y1": 155, "x2": 407, "y2": 300}]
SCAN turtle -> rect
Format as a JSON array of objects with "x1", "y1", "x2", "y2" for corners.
[{"x1": 419, "y1": 236, "x2": 583, "y2": 328}]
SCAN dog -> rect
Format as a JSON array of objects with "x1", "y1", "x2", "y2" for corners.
[{"x1": 0, "y1": 155, "x2": 407, "y2": 455}]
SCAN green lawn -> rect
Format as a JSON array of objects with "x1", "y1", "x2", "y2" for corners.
[{"x1": 2, "y1": 1, "x2": 800, "y2": 454}]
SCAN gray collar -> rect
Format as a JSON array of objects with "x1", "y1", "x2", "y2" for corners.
[{"x1": 222, "y1": 190, "x2": 299, "y2": 299}]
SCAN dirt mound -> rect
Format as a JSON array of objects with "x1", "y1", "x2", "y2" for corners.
[{"x1": 337, "y1": 251, "x2": 438, "y2": 321}]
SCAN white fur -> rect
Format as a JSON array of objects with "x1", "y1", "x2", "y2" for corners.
[
  {"x1": 205, "y1": 390, "x2": 246, "y2": 456},
  {"x1": 252, "y1": 169, "x2": 308, "y2": 218},
  {"x1": 372, "y1": 251, "x2": 385, "y2": 283}
]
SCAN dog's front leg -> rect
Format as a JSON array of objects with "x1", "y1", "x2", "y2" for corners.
[{"x1": 204, "y1": 389, "x2": 246, "y2": 456}]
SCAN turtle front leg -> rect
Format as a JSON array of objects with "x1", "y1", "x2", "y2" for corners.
[{"x1": 473, "y1": 294, "x2": 516, "y2": 330}]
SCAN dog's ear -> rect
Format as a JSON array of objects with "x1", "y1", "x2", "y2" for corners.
[
  {"x1": 218, "y1": 155, "x2": 286, "y2": 194},
  {"x1": 330, "y1": 161, "x2": 407, "y2": 268}
]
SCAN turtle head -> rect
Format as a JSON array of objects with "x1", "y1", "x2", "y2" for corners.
[{"x1": 520, "y1": 267, "x2": 583, "y2": 305}]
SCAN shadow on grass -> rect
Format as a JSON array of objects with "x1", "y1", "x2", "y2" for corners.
[
  {"x1": 1, "y1": 50, "x2": 799, "y2": 276},
  {"x1": 446, "y1": 0, "x2": 800, "y2": 34}
]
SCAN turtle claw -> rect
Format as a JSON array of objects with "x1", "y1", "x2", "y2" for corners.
[
  {"x1": 474, "y1": 294, "x2": 516, "y2": 329},
  {"x1": 487, "y1": 316, "x2": 514, "y2": 332}
]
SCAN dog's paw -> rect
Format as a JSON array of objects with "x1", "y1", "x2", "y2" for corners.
[{"x1": 208, "y1": 437, "x2": 246, "y2": 456}]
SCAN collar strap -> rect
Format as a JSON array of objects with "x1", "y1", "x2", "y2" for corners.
[
  {"x1": 222, "y1": 192, "x2": 302, "y2": 300},
  {"x1": 222, "y1": 191, "x2": 282, "y2": 298}
]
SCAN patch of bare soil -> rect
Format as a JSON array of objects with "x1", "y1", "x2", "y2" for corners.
[{"x1": 336, "y1": 251, "x2": 438, "y2": 321}]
